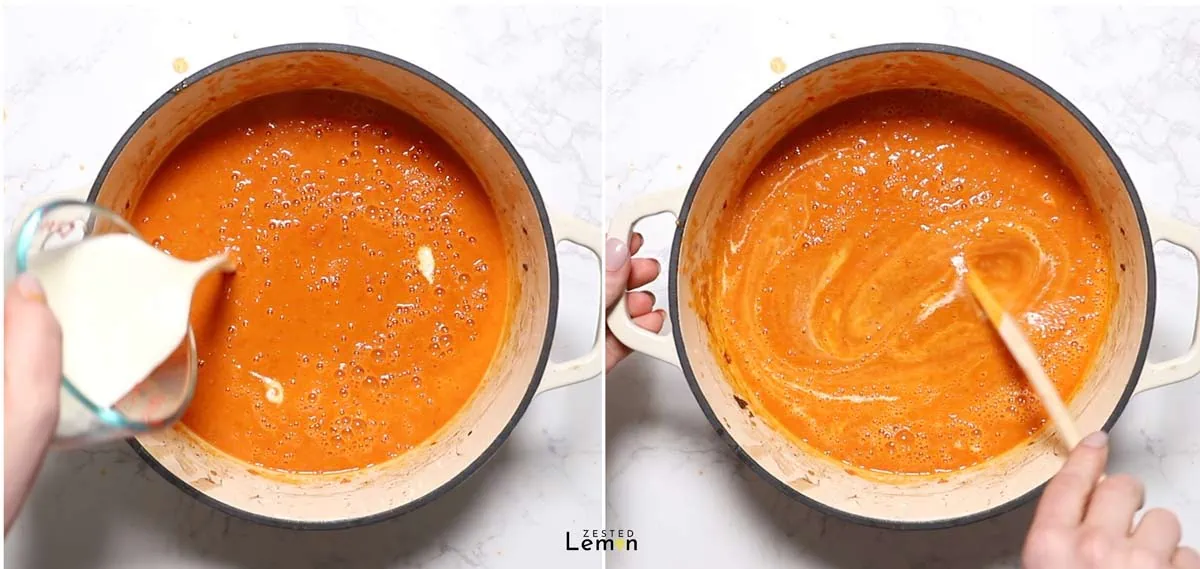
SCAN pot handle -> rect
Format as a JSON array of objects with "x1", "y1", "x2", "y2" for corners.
[
  {"x1": 605, "y1": 189, "x2": 687, "y2": 367},
  {"x1": 1136, "y1": 212, "x2": 1200, "y2": 394},
  {"x1": 538, "y1": 213, "x2": 605, "y2": 394}
]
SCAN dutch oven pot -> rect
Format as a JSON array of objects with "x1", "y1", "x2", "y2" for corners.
[
  {"x1": 76, "y1": 44, "x2": 602, "y2": 529},
  {"x1": 608, "y1": 43, "x2": 1200, "y2": 529}
]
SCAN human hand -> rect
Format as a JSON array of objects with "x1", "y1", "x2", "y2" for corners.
[
  {"x1": 4, "y1": 274, "x2": 62, "y2": 533},
  {"x1": 604, "y1": 232, "x2": 665, "y2": 371},
  {"x1": 1024, "y1": 431, "x2": 1200, "y2": 568}
]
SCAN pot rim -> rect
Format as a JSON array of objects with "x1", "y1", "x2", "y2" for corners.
[
  {"x1": 667, "y1": 41, "x2": 1156, "y2": 530},
  {"x1": 88, "y1": 42, "x2": 559, "y2": 530}
]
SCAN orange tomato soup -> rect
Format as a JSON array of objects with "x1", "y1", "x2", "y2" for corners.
[
  {"x1": 699, "y1": 90, "x2": 1115, "y2": 476},
  {"x1": 134, "y1": 90, "x2": 509, "y2": 473}
]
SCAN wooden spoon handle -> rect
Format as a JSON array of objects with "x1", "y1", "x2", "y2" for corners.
[
  {"x1": 992, "y1": 316, "x2": 1083, "y2": 449},
  {"x1": 966, "y1": 272, "x2": 1083, "y2": 450}
]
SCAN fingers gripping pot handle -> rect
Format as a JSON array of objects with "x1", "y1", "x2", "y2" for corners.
[{"x1": 606, "y1": 190, "x2": 687, "y2": 367}]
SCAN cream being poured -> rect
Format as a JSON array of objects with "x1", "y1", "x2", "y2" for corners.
[{"x1": 25, "y1": 233, "x2": 234, "y2": 412}]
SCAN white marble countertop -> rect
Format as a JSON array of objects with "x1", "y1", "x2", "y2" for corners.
[
  {"x1": 4, "y1": 6, "x2": 601, "y2": 569},
  {"x1": 605, "y1": 6, "x2": 1200, "y2": 569}
]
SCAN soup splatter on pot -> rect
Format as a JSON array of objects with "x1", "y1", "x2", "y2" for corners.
[
  {"x1": 698, "y1": 89, "x2": 1115, "y2": 476},
  {"x1": 133, "y1": 90, "x2": 509, "y2": 473}
]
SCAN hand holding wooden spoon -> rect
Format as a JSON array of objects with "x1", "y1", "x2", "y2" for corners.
[
  {"x1": 1025, "y1": 432, "x2": 1198, "y2": 569},
  {"x1": 965, "y1": 271, "x2": 1197, "y2": 567}
]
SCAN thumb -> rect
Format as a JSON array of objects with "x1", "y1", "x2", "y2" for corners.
[{"x1": 604, "y1": 237, "x2": 631, "y2": 310}]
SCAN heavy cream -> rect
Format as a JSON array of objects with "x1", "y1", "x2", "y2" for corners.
[{"x1": 24, "y1": 232, "x2": 230, "y2": 436}]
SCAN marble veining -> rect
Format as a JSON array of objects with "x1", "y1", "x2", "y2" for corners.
[{"x1": 4, "y1": 6, "x2": 601, "y2": 569}]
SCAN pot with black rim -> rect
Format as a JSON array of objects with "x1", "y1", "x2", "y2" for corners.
[
  {"x1": 59, "y1": 43, "x2": 602, "y2": 529},
  {"x1": 607, "y1": 43, "x2": 1200, "y2": 529}
]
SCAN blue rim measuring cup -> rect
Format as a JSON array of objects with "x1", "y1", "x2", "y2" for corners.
[{"x1": 6, "y1": 198, "x2": 198, "y2": 449}]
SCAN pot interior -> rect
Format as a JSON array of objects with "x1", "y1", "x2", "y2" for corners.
[
  {"x1": 93, "y1": 48, "x2": 553, "y2": 525},
  {"x1": 677, "y1": 47, "x2": 1150, "y2": 525}
]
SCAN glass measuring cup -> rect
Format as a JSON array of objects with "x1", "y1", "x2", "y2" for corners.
[{"x1": 5, "y1": 198, "x2": 198, "y2": 449}]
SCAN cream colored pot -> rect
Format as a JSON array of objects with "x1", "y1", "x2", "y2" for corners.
[
  {"x1": 68, "y1": 44, "x2": 601, "y2": 529},
  {"x1": 608, "y1": 43, "x2": 1200, "y2": 529}
]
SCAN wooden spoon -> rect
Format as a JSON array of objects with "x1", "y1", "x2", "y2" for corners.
[{"x1": 964, "y1": 271, "x2": 1083, "y2": 450}]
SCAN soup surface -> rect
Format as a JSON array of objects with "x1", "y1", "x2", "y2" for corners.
[
  {"x1": 134, "y1": 90, "x2": 509, "y2": 473},
  {"x1": 699, "y1": 89, "x2": 1115, "y2": 476}
]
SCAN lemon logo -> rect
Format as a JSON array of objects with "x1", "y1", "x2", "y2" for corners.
[{"x1": 565, "y1": 530, "x2": 638, "y2": 551}]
